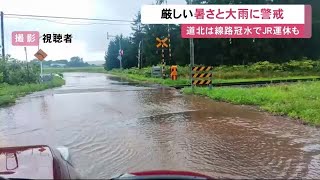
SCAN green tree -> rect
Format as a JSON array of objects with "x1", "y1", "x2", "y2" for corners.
[
  {"x1": 104, "y1": 35, "x2": 137, "y2": 70},
  {"x1": 68, "y1": 56, "x2": 89, "y2": 67}
]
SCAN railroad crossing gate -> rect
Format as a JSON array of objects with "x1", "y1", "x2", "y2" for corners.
[{"x1": 191, "y1": 66, "x2": 213, "y2": 89}]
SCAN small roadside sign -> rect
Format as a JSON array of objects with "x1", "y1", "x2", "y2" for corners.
[
  {"x1": 117, "y1": 55, "x2": 122, "y2": 61},
  {"x1": 34, "y1": 49, "x2": 47, "y2": 61},
  {"x1": 119, "y1": 49, "x2": 124, "y2": 56}
]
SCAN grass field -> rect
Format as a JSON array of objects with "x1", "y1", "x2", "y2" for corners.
[
  {"x1": 108, "y1": 62, "x2": 320, "y2": 86},
  {"x1": 109, "y1": 71, "x2": 320, "y2": 86},
  {"x1": 43, "y1": 67, "x2": 105, "y2": 74},
  {"x1": 0, "y1": 76, "x2": 65, "y2": 107},
  {"x1": 183, "y1": 81, "x2": 320, "y2": 126}
]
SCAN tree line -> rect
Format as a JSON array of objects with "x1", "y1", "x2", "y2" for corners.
[
  {"x1": 30, "y1": 56, "x2": 94, "y2": 67},
  {"x1": 0, "y1": 55, "x2": 94, "y2": 85},
  {"x1": 104, "y1": 0, "x2": 320, "y2": 70}
]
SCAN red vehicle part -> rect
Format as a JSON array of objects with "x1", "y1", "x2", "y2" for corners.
[
  {"x1": 111, "y1": 170, "x2": 214, "y2": 179},
  {"x1": 0, "y1": 145, "x2": 213, "y2": 180}
]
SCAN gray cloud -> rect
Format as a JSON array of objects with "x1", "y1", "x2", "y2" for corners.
[
  {"x1": 74, "y1": 0, "x2": 186, "y2": 52},
  {"x1": 2, "y1": 0, "x2": 186, "y2": 60}
]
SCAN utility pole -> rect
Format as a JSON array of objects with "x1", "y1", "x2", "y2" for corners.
[
  {"x1": 1, "y1": 11, "x2": 5, "y2": 61},
  {"x1": 38, "y1": 35, "x2": 43, "y2": 78},
  {"x1": 189, "y1": 1, "x2": 194, "y2": 66},
  {"x1": 140, "y1": 39, "x2": 143, "y2": 69},
  {"x1": 188, "y1": 0, "x2": 195, "y2": 90},
  {"x1": 138, "y1": 41, "x2": 141, "y2": 69},
  {"x1": 190, "y1": 39, "x2": 194, "y2": 66},
  {"x1": 165, "y1": 0, "x2": 172, "y2": 65},
  {"x1": 119, "y1": 35, "x2": 122, "y2": 70},
  {"x1": 24, "y1": 47, "x2": 30, "y2": 83},
  {"x1": 137, "y1": 22, "x2": 142, "y2": 69}
]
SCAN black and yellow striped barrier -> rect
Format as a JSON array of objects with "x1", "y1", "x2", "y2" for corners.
[
  {"x1": 192, "y1": 73, "x2": 212, "y2": 78},
  {"x1": 192, "y1": 80, "x2": 212, "y2": 85},
  {"x1": 191, "y1": 66, "x2": 213, "y2": 88},
  {"x1": 192, "y1": 66, "x2": 213, "y2": 72}
]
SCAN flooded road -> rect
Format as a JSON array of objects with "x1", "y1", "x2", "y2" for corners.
[{"x1": 1, "y1": 72, "x2": 320, "y2": 179}]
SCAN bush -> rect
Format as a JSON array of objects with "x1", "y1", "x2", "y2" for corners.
[
  {"x1": 0, "y1": 72, "x2": 3, "y2": 83},
  {"x1": 283, "y1": 60, "x2": 316, "y2": 71},
  {"x1": 249, "y1": 61, "x2": 283, "y2": 72},
  {"x1": 1, "y1": 60, "x2": 41, "y2": 85}
]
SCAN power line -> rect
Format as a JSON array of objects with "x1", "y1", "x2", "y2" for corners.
[
  {"x1": 4, "y1": 13, "x2": 134, "y2": 23},
  {"x1": 5, "y1": 13, "x2": 320, "y2": 24},
  {"x1": 6, "y1": 16, "x2": 132, "y2": 26}
]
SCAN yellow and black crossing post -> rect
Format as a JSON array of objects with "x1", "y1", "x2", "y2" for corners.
[
  {"x1": 168, "y1": 27, "x2": 172, "y2": 65},
  {"x1": 191, "y1": 66, "x2": 213, "y2": 89},
  {"x1": 161, "y1": 48, "x2": 165, "y2": 79}
]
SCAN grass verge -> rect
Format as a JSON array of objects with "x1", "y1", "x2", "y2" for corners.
[
  {"x1": 43, "y1": 67, "x2": 105, "y2": 74},
  {"x1": 109, "y1": 71, "x2": 189, "y2": 86},
  {"x1": 110, "y1": 71, "x2": 320, "y2": 87},
  {"x1": 0, "y1": 76, "x2": 65, "y2": 107},
  {"x1": 182, "y1": 81, "x2": 320, "y2": 126}
]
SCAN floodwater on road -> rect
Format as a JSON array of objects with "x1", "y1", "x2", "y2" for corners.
[{"x1": 1, "y1": 72, "x2": 320, "y2": 179}]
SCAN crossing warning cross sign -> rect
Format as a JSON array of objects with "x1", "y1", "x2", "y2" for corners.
[
  {"x1": 34, "y1": 49, "x2": 47, "y2": 61},
  {"x1": 156, "y1": 37, "x2": 168, "y2": 48}
]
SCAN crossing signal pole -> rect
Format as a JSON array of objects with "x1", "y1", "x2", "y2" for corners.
[
  {"x1": 137, "y1": 22, "x2": 142, "y2": 69},
  {"x1": 156, "y1": 37, "x2": 168, "y2": 79},
  {"x1": 165, "y1": 0, "x2": 172, "y2": 65}
]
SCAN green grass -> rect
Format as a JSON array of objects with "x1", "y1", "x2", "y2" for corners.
[
  {"x1": 0, "y1": 76, "x2": 65, "y2": 107},
  {"x1": 212, "y1": 76, "x2": 320, "y2": 83},
  {"x1": 110, "y1": 71, "x2": 320, "y2": 86},
  {"x1": 109, "y1": 71, "x2": 189, "y2": 86},
  {"x1": 109, "y1": 61, "x2": 320, "y2": 80},
  {"x1": 182, "y1": 81, "x2": 320, "y2": 125},
  {"x1": 43, "y1": 67, "x2": 105, "y2": 74},
  {"x1": 107, "y1": 63, "x2": 320, "y2": 86}
]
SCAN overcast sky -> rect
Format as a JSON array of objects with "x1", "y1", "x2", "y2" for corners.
[{"x1": 0, "y1": 0, "x2": 185, "y2": 62}]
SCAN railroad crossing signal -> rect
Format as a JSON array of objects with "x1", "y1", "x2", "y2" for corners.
[
  {"x1": 34, "y1": 49, "x2": 47, "y2": 61},
  {"x1": 156, "y1": 37, "x2": 169, "y2": 79},
  {"x1": 156, "y1": 37, "x2": 168, "y2": 48}
]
